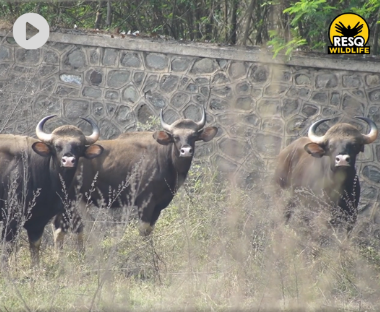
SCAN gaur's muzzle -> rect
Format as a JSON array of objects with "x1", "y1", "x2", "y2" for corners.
[
  {"x1": 335, "y1": 154, "x2": 350, "y2": 167},
  {"x1": 180, "y1": 145, "x2": 193, "y2": 157},
  {"x1": 61, "y1": 155, "x2": 76, "y2": 168}
]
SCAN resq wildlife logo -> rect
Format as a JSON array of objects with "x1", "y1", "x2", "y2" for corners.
[{"x1": 328, "y1": 13, "x2": 370, "y2": 54}]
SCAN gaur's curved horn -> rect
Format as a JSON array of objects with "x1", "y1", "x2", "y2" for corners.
[
  {"x1": 80, "y1": 117, "x2": 100, "y2": 145},
  {"x1": 160, "y1": 109, "x2": 172, "y2": 132},
  {"x1": 308, "y1": 118, "x2": 332, "y2": 145},
  {"x1": 36, "y1": 115, "x2": 56, "y2": 142},
  {"x1": 195, "y1": 107, "x2": 206, "y2": 130},
  {"x1": 355, "y1": 116, "x2": 378, "y2": 144}
]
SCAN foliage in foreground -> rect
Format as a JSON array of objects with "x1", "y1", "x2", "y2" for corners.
[{"x1": 1, "y1": 163, "x2": 380, "y2": 311}]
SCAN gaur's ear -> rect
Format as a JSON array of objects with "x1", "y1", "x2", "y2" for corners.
[
  {"x1": 197, "y1": 127, "x2": 218, "y2": 142},
  {"x1": 84, "y1": 144, "x2": 104, "y2": 159},
  {"x1": 32, "y1": 142, "x2": 51, "y2": 157},
  {"x1": 304, "y1": 142, "x2": 326, "y2": 158},
  {"x1": 153, "y1": 131, "x2": 173, "y2": 145}
]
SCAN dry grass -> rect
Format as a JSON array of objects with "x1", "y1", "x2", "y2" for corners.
[{"x1": 1, "y1": 163, "x2": 380, "y2": 312}]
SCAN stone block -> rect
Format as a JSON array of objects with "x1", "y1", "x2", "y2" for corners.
[
  {"x1": 195, "y1": 77, "x2": 209, "y2": 85},
  {"x1": 251, "y1": 133, "x2": 282, "y2": 157},
  {"x1": 186, "y1": 82, "x2": 198, "y2": 93},
  {"x1": 342, "y1": 94, "x2": 364, "y2": 115},
  {"x1": 365, "y1": 74, "x2": 380, "y2": 87},
  {"x1": 64, "y1": 99, "x2": 89, "y2": 120},
  {"x1": 343, "y1": 75, "x2": 362, "y2": 88},
  {"x1": 55, "y1": 85, "x2": 79, "y2": 97},
  {"x1": 235, "y1": 96, "x2": 254, "y2": 111},
  {"x1": 92, "y1": 102, "x2": 105, "y2": 118},
  {"x1": 105, "y1": 90, "x2": 119, "y2": 101},
  {"x1": 212, "y1": 85, "x2": 232, "y2": 97},
  {"x1": 242, "y1": 113, "x2": 260, "y2": 127},
  {"x1": 143, "y1": 75, "x2": 158, "y2": 92},
  {"x1": 311, "y1": 91, "x2": 328, "y2": 104},
  {"x1": 145, "y1": 53, "x2": 169, "y2": 71},
  {"x1": 82, "y1": 86, "x2": 102, "y2": 98},
  {"x1": 330, "y1": 91, "x2": 340, "y2": 106},
  {"x1": 219, "y1": 137, "x2": 248, "y2": 160},
  {"x1": 16, "y1": 49, "x2": 41, "y2": 64},
  {"x1": 136, "y1": 103, "x2": 154, "y2": 124},
  {"x1": 88, "y1": 47, "x2": 101, "y2": 65},
  {"x1": 368, "y1": 88, "x2": 380, "y2": 103},
  {"x1": 264, "y1": 84, "x2": 288, "y2": 97},
  {"x1": 43, "y1": 50, "x2": 59, "y2": 64},
  {"x1": 248, "y1": 65, "x2": 269, "y2": 83},
  {"x1": 146, "y1": 91, "x2": 166, "y2": 108},
  {"x1": 191, "y1": 58, "x2": 218, "y2": 74},
  {"x1": 33, "y1": 95, "x2": 60, "y2": 115},
  {"x1": 103, "y1": 48, "x2": 118, "y2": 66},
  {"x1": 315, "y1": 73, "x2": 338, "y2": 88},
  {"x1": 236, "y1": 82, "x2": 251, "y2": 95},
  {"x1": 120, "y1": 52, "x2": 142, "y2": 68},
  {"x1": 301, "y1": 103, "x2": 318, "y2": 117},
  {"x1": 257, "y1": 99, "x2": 281, "y2": 117},
  {"x1": 133, "y1": 71, "x2": 145, "y2": 86},
  {"x1": 98, "y1": 120, "x2": 121, "y2": 139},
  {"x1": 160, "y1": 75, "x2": 179, "y2": 93},
  {"x1": 212, "y1": 72, "x2": 230, "y2": 84},
  {"x1": 213, "y1": 154, "x2": 238, "y2": 172},
  {"x1": 228, "y1": 61, "x2": 247, "y2": 79},
  {"x1": 115, "y1": 105, "x2": 133, "y2": 126},
  {"x1": 86, "y1": 69, "x2": 104, "y2": 86},
  {"x1": 282, "y1": 98, "x2": 300, "y2": 118},
  {"x1": 122, "y1": 85, "x2": 139, "y2": 103},
  {"x1": 63, "y1": 48, "x2": 87, "y2": 70},
  {"x1": 183, "y1": 104, "x2": 201, "y2": 120},
  {"x1": 295, "y1": 73, "x2": 311, "y2": 85},
  {"x1": 363, "y1": 165, "x2": 380, "y2": 184},
  {"x1": 287, "y1": 87, "x2": 310, "y2": 99},
  {"x1": 60, "y1": 73, "x2": 82, "y2": 85},
  {"x1": 107, "y1": 70, "x2": 130, "y2": 88},
  {"x1": 171, "y1": 92, "x2": 190, "y2": 108},
  {"x1": 163, "y1": 109, "x2": 180, "y2": 124},
  {"x1": 171, "y1": 57, "x2": 193, "y2": 72},
  {"x1": 262, "y1": 118, "x2": 283, "y2": 134},
  {"x1": 209, "y1": 97, "x2": 229, "y2": 111}
]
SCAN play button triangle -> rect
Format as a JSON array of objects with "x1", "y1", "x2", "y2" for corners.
[{"x1": 26, "y1": 21, "x2": 39, "y2": 40}]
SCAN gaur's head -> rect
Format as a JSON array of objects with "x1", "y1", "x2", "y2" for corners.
[
  {"x1": 32, "y1": 115, "x2": 104, "y2": 169},
  {"x1": 304, "y1": 117, "x2": 378, "y2": 171},
  {"x1": 153, "y1": 108, "x2": 218, "y2": 157}
]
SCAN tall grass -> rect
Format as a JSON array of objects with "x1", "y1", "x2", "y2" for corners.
[{"x1": 1, "y1": 161, "x2": 380, "y2": 311}]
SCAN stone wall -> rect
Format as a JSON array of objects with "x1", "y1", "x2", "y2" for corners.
[{"x1": 1, "y1": 30, "x2": 380, "y2": 218}]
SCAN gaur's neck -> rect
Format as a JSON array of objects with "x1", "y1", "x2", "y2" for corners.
[
  {"x1": 329, "y1": 167, "x2": 357, "y2": 200},
  {"x1": 49, "y1": 160, "x2": 76, "y2": 193}
]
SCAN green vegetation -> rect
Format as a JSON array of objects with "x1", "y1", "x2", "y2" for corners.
[
  {"x1": 0, "y1": 0, "x2": 379, "y2": 55},
  {"x1": 2, "y1": 164, "x2": 380, "y2": 311}
]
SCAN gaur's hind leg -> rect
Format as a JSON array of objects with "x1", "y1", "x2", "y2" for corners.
[
  {"x1": 284, "y1": 198, "x2": 297, "y2": 224},
  {"x1": 27, "y1": 227, "x2": 44, "y2": 267},
  {"x1": 137, "y1": 200, "x2": 156, "y2": 236},
  {"x1": 1, "y1": 218, "x2": 19, "y2": 267}
]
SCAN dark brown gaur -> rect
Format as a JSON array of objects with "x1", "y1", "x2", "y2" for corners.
[
  {"x1": 0, "y1": 115, "x2": 103, "y2": 266},
  {"x1": 51, "y1": 108, "x2": 218, "y2": 248},
  {"x1": 274, "y1": 116, "x2": 378, "y2": 230}
]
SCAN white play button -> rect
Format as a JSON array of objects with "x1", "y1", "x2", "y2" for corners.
[{"x1": 13, "y1": 13, "x2": 49, "y2": 49}]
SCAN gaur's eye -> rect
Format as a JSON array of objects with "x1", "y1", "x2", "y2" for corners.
[
  {"x1": 352, "y1": 144, "x2": 360, "y2": 150},
  {"x1": 173, "y1": 136, "x2": 180, "y2": 141},
  {"x1": 55, "y1": 144, "x2": 62, "y2": 151}
]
